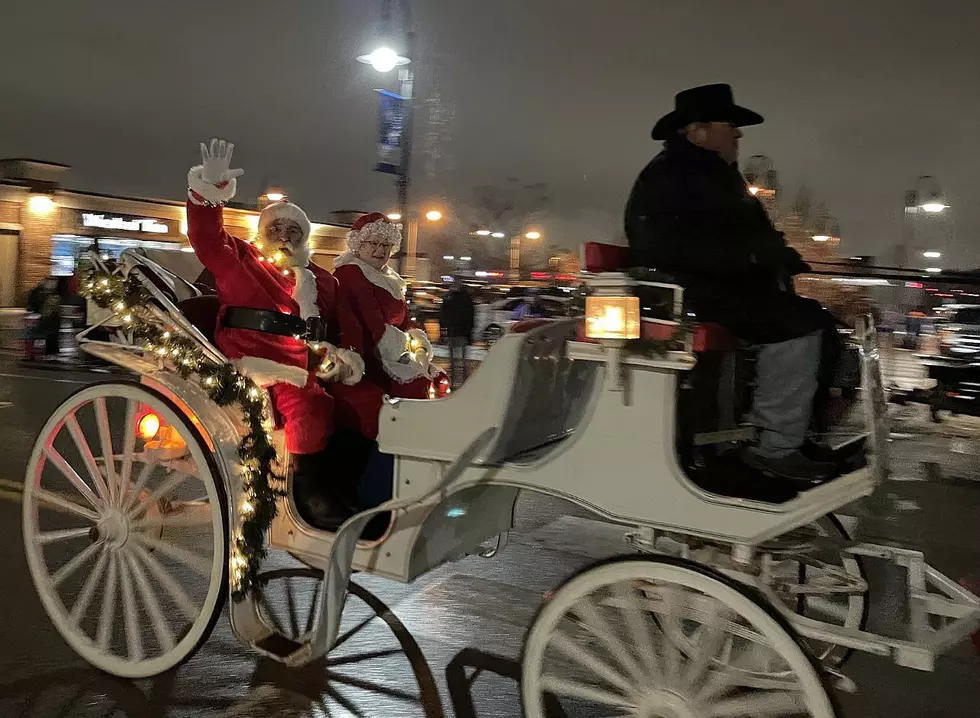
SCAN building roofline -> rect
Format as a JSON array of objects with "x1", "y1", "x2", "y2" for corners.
[
  {"x1": 0, "y1": 181, "x2": 348, "y2": 230},
  {"x1": 0, "y1": 158, "x2": 72, "y2": 169}
]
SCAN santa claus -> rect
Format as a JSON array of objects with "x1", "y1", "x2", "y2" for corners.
[
  {"x1": 186, "y1": 139, "x2": 364, "y2": 530},
  {"x1": 331, "y1": 213, "x2": 445, "y2": 441}
]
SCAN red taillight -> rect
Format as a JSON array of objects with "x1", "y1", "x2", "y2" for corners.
[{"x1": 137, "y1": 412, "x2": 161, "y2": 440}]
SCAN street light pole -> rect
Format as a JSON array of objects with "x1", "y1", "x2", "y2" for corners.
[
  {"x1": 394, "y1": 11, "x2": 415, "y2": 277},
  {"x1": 358, "y1": 0, "x2": 416, "y2": 277}
]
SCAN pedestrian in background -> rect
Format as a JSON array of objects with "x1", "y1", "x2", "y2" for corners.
[{"x1": 440, "y1": 280, "x2": 475, "y2": 388}]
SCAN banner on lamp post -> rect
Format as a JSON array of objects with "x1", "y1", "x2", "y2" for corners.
[{"x1": 375, "y1": 89, "x2": 406, "y2": 175}]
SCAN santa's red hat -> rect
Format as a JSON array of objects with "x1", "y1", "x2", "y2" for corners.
[
  {"x1": 346, "y1": 212, "x2": 402, "y2": 254},
  {"x1": 258, "y1": 200, "x2": 312, "y2": 245}
]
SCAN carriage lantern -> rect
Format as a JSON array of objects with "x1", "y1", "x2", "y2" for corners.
[{"x1": 584, "y1": 295, "x2": 641, "y2": 340}]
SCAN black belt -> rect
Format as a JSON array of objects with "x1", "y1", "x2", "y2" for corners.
[{"x1": 223, "y1": 307, "x2": 332, "y2": 342}]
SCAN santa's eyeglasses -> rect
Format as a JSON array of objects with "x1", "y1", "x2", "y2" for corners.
[{"x1": 266, "y1": 220, "x2": 304, "y2": 244}]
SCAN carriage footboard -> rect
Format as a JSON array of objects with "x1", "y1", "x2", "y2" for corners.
[{"x1": 775, "y1": 542, "x2": 980, "y2": 672}]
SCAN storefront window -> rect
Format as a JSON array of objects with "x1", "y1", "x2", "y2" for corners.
[{"x1": 51, "y1": 235, "x2": 184, "y2": 276}]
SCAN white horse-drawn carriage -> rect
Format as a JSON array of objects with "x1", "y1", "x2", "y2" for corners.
[{"x1": 22, "y1": 243, "x2": 980, "y2": 717}]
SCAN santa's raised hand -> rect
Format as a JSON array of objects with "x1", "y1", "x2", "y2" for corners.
[
  {"x1": 189, "y1": 138, "x2": 244, "y2": 205},
  {"x1": 200, "y1": 138, "x2": 244, "y2": 186}
]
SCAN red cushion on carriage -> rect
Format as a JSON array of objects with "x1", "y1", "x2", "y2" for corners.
[
  {"x1": 573, "y1": 318, "x2": 737, "y2": 353},
  {"x1": 692, "y1": 323, "x2": 739, "y2": 352},
  {"x1": 583, "y1": 242, "x2": 630, "y2": 274}
]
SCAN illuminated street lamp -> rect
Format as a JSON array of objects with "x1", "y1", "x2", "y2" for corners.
[{"x1": 356, "y1": 47, "x2": 410, "y2": 73}]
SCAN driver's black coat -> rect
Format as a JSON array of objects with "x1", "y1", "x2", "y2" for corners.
[{"x1": 624, "y1": 136, "x2": 832, "y2": 344}]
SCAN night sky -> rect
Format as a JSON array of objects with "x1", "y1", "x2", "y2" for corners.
[{"x1": 1, "y1": 1, "x2": 978, "y2": 265}]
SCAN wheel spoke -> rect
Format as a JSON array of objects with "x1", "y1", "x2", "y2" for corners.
[
  {"x1": 37, "y1": 526, "x2": 92, "y2": 545},
  {"x1": 31, "y1": 487, "x2": 100, "y2": 522},
  {"x1": 124, "y1": 550, "x2": 176, "y2": 653},
  {"x1": 703, "y1": 689, "x2": 806, "y2": 717},
  {"x1": 133, "y1": 532, "x2": 213, "y2": 577},
  {"x1": 131, "y1": 503, "x2": 213, "y2": 530},
  {"x1": 65, "y1": 412, "x2": 112, "y2": 505},
  {"x1": 572, "y1": 596, "x2": 647, "y2": 685},
  {"x1": 128, "y1": 471, "x2": 189, "y2": 520},
  {"x1": 119, "y1": 554, "x2": 145, "y2": 661},
  {"x1": 613, "y1": 581, "x2": 663, "y2": 685},
  {"x1": 71, "y1": 549, "x2": 110, "y2": 625},
  {"x1": 117, "y1": 399, "x2": 137, "y2": 506},
  {"x1": 42, "y1": 444, "x2": 103, "y2": 510},
  {"x1": 51, "y1": 541, "x2": 101, "y2": 588},
  {"x1": 93, "y1": 398, "x2": 120, "y2": 506},
  {"x1": 129, "y1": 541, "x2": 201, "y2": 622},
  {"x1": 549, "y1": 628, "x2": 635, "y2": 695},
  {"x1": 680, "y1": 603, "x2": 729, "y2": 693},
  {"x1": 540, "y1": 675, "x2": 635, "y2": 709},
  {"x1": 97, "y1": 554, "x2": 119, "y2": 652},
  {"x1": 121, "y1": 453, "x2": 160, "y2": 514}
]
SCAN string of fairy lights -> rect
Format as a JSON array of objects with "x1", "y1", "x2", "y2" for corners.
[{"x1": 81, "y1": 260, "x2": 283, "y2": 601}]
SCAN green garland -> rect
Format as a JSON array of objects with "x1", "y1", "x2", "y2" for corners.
[
  {"x1": 622, "y1": 324, "x2": 691, "y2": 358},
  {"x1": 80, "y1": 260, "x2": 281, "y2": 601}
]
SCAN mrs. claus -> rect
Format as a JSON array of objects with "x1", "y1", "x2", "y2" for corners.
[{"x1": 331, "y1": 212, "x2": 445, "y2": 441}]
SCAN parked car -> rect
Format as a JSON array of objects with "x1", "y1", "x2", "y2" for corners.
[
  {"x1": 936, "y1": 305, "x2": 980, "y2": 361},
  {"x1": 473, "y1": 293, "x2": 580, "y2": 345}
]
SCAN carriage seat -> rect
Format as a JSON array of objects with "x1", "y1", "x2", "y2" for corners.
[{"x1": 176, "y1": 295, "x2": 221, "y2": 346}]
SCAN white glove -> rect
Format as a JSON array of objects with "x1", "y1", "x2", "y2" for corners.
[
  {"x1": 201, "y1": 138, "x2": 244, "y2": 186},
  {"x1": 407, "y1": 327, "x2": 434, "y2": 361},
  {"x1": 188, "y1": 138, "x2": 244, "y2": 205},
  {"x1": 315, "y1": 345, "x2": 365, "y2": 386}
]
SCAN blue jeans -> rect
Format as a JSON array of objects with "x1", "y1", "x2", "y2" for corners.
[{"x1": 748, "y1": 331, "x2": 822, "y2": 458}]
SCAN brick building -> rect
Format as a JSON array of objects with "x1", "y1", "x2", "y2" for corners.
[{"x1": 0, "y1": 159, "x2": 351, "y2": 306}]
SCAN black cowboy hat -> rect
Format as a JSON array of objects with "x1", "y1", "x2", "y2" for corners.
[{"x1": 651, "y1": 83, "x2": 764, "y2": 140}]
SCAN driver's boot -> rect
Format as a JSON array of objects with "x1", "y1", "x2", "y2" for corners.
[{"x1": 292, "y1": 452, "x2": 357, "y2": 532}]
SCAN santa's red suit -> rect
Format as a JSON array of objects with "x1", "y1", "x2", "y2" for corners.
[
  {"x1": 331, "y1": 213, "x2": 441, "y2": 440},
  {"x1": 185, "y1": 157, "x2": 363, "y2": 456}
]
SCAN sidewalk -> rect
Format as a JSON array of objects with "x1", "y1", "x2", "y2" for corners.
[{"x1": 0, "y1": 309, "x2": 25, "y2": 357}]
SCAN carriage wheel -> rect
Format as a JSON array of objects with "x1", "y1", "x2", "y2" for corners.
[
  {"x1": 522, "y1": 556, "x2": 838, "y2": 718},
  {"x1": 23, "y1": 382, "x2": 228, "y2": 678}
]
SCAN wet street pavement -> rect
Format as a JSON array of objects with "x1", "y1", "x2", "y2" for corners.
[{"x1": 1, "y1": 359, "x2": 980, "y2": 717}]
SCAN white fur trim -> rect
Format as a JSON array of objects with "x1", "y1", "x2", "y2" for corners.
[
  {"x1": 377, "y1": 323, "x2": 427, "y2": 383},
  {"x1": 291, "y1": 266, "x2": 319, "y2": 320},
  {"x1": 258, "y1": 202, "x2": 311, "y2": 244},
  {"x1": 188, "y1": 165, "x2": 237, "y2": 204},
  {"x1": 234, "y1": 356, "x2": 309, "y2": 388},
  {"x1": 346, "y1": 218, "x2": 402, "y2": 254},
  {"x1": 407, "y1": 327, "x2": 434, "y2": 361},
  {"x1": 334, "y1": 347, "x2": 365, "y2": 385},
  {"x1": 333, "y1": 252, "x2": 407, "y2": 300}
]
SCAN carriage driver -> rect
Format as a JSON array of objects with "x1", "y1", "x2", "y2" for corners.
[
  {"x1": 186, "y1": 139, "x2": 366, "y2": 531},
  {"x1": 624, "y1": 84, "x2": 842, "y2": 489}
]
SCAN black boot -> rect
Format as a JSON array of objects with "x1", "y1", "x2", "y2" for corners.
[{"x1": 292, "y1": 453, "x2": 356, "y2": 532}]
